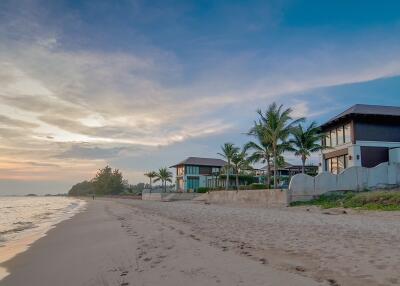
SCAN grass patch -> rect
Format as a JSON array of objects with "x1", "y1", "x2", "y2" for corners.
[{"x1": 290, "y1": 190, "x2": 400, "y2": 211}]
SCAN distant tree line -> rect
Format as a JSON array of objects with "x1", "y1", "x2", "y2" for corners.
[{"x1": 68, "y1": 166, "x2": 148, "y2": 196}]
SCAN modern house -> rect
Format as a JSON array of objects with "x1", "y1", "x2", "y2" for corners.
[
  {"x1": 170, "y1": 157, "x2": 227, "y2": 192},
  {"x1": 319, "y1": 104, "x2": 400, "y2": 174}
]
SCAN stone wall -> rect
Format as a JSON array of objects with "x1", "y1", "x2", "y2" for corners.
[
  {"x1": 289, "y1": 162, "x2": 400, "y2": 202},
  {"x1": 199, "y1": 189, "x2": 289, "y2": 207},
  {"x1": 141, "y1": 192, "x2": 201, "y2": 201}
]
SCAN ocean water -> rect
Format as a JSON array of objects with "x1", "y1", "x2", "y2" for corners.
[
  {"x1": 0, "y1": 196, "x2": 86, "y2": 280},
  {"x1": 0, "y1": 196, "x2": 86, "y2": 246}
]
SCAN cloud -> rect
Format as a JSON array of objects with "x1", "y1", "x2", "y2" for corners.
[
  {"x1": 55, "y1": 144, "x2": 133, "y2": 160},
  {"x1": 1, "y1": 0, "x2": 400, "y2": 191},
  {"x1": 0, "y1": 114, "x2": 39, "y2": 129}
]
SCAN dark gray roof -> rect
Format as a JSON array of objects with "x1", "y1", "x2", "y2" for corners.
[
  {"x1": 260, "y1": 163, "x2": 317, "y2": 170},
  {"x1": 321, "y1": 104, "x2": 400, "y2": 129},
  {"x1": 260, "y1": 162, "x2": 294, "y2": 170},
  {"x1": 170, "y1": 157, "x2": 227, "y2": 168}
]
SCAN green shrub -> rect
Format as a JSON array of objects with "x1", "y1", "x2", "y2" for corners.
[
  {"x1": 197, "y1": 187, "x2": 210, "y2": 193},
  {"x1": 242, "y1": 183, "x2": 268, "y2": 190},
  {"x1": 290, "y1": 191, "x2": 400, "y2": 211}
]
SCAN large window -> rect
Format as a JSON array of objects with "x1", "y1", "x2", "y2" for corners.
[
  {"x1": 330, "y1": 130, "x2": 337, "y2": 147},
  {"x1": 186, "y1": 165, "x2": 199, "y2": 175},
  {"x1": 324, "y1": 124, "x2": 351, "y2": 147},
  {"x1": 337, "y1": 126, "x2": 343, "y2": 145},
  {"x1": 325, "y1": 132, "x2": 331, "y2": 147},
  {"x1": 344, "y1": 124, "x2": 351, "y2": 143},
  {"x1": 325, "y1": 154, "x2": 349, "y2": 174}
]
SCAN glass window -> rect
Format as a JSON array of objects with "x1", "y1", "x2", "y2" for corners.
[
  {"x1": 337, "y1": 126, "x2": 344, "y2": 145},
  {"x1": 330, "y1": 130, "x2": 337, "y2": 147},
  {"x1": 186, "y1": 166, "x2": 199, "y2": 175},
  {"x1": 338, "y1": 156, "x2": 345, "y2": 173},
  {"x1": 344, "y1": 124, "x2": 351, "y2": 143},
  {"x1": 325, "y1": 159, "x2": 331, "y2": 172},
  {"x1": 331, "y1": 157, "x2": 338, "y2": 174},
  {"x1": 325, "y1": 132, "x2": 331, "y2": 147}
]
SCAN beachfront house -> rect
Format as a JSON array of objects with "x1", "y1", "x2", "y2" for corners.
[
  {"x1": 319, "y1": 104, "x2": 400, "y2": 174},
  {"x1": 170, "y1": 157, "x2": 227, "y2": 192}
]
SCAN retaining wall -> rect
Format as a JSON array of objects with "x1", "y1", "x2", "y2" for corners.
[
  {"x1": 289, "y1": 162, "x2": 400, "y2": 202},
  {"x1": 141, "y1": 192, "x2": 201, "y2": 201},
  {"x1": 199, "y1": 189, "x2": 289, "y2": 207}
]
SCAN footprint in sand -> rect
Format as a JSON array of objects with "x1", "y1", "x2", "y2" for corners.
[
  {"x1": 327, "y1": 278, "x2": 340, "y2": 286},
  {"x1": 189, "y1": 234, "x2": 201, "y2": 241},
  {"x1": 143, "y1": 257, "x2": 152, "y2": 262}
]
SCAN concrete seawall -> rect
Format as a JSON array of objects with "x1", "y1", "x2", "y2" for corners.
[
  {"x1": 142, "y1": 192, "x2": 201, "y2": 201},
  {"x1": 289, "y1": 162, "x2": 400, "y2": 202},
  {"x1": 199, "y1": 189, "x2": 289, "y2": 207}
]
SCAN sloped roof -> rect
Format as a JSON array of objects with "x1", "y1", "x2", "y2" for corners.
[
  {"x1": 260, "y1": 162, "x2": 293, "y2": 170},
  {"x1": 321, "y1": 104, "x2": 400, "y2": 129},
  {"x1": 260, "y1": 163, "x2": 317, "y2": 171},
  {"x1": 170, "y1": 157, "x2": 227, "y2": 168}
]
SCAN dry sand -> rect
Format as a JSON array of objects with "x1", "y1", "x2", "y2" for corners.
[{"x1": 1, "y1": 198, "x2": 400, "y2": 286}]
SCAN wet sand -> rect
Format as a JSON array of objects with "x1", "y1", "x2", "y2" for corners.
[{"x1": 2, "y1": 199, "x2": 400, "y2": 286}]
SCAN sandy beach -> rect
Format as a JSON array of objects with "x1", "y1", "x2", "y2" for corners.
[{"x1": 1, "y1": 199, "x2": 400, "y2": 286}]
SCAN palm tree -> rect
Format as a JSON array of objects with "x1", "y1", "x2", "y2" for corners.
[
  {"x1": 256, "y1": 103, "x2": 304, "y2": 188},
  {"x1": 144, "y1": 171, "x2": 157, "y2": 189},
  {"x1": 154, "y1": 167, "x2": 173, "y2": 192},
  {"x1": 245, "y1": 122, "x2": 273, "y2": 187},
  {"x1": 290, "y1": 121, "x2": 325, "y2": 173},
  {"x1": 218, "y1": 143, "x2": 239, "y2": 190},
  {"x1": 231, "y1": 148, "x2": 250, "y2": 191}
]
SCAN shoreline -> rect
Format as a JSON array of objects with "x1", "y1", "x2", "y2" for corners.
[{"x1": 0, "y1": 198, "x2": 86, "y2": 281}]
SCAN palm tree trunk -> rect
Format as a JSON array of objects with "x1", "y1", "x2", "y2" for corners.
[
  {"x1": 273, "y1": 150, "x2": 278, "y2": 189},
  {"x1": 301, "y1": 155, "x2": 306, "y2": 174},
  {"x1": 150, "y1": 178, "x2": 152, "y2": 194},
  {"x1": 225, "y1": 161, "x2": 230, "y2": 191},
  {"x1": 236, "y1": 171, "x2": 239, "y2": 192},
  {"x1": 266, "y1": 157, "x2": 271, "y2": 188}
]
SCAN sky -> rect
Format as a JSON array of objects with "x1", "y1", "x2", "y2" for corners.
[{"x1": 1, "y1": 0, "x2": 400, "y2": 195}]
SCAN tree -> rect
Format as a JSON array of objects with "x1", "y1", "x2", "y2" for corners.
[
  {"x1": 231, "y1": 148, "x2": 250, "y2": 191},
  {"x1": 91, "y1": 166, "x2": 126, "y2": 195},
  {"x1": 144, "y1": 171, "x2": 157, "y2": 188},
  {"x1": 256, "y1": 103, "x2": 304, "y2": 188},
  {"x1": 154, "y1": 167, "x2": 173, "y2": 192},
  {"x1": 218, "y1": 143, "x2": 239, "y2": 190},
  {"x1": 245, "y1": 122, "x2": 273, "y2": 187},
  {"x1": 68, "y1": 180, "x2": 94, "y2": 196},
  {"x1": 290, "y1": 121, "x2": 325, "y2": 173}
]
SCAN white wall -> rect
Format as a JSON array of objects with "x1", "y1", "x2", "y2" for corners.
[
  {"x1": 389, "y1": 148, "x2": 400, "y2": 164},
  {"x1": 289, "y1": 162, "x2": 400, "y2": 202}
]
